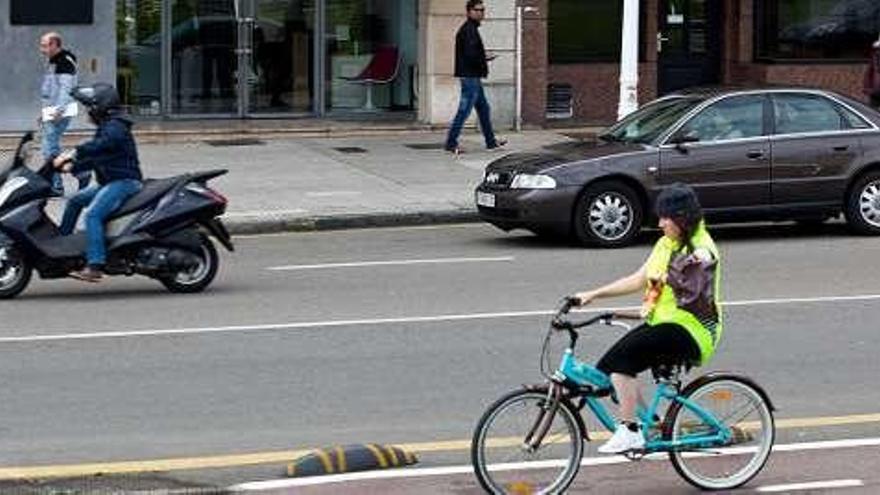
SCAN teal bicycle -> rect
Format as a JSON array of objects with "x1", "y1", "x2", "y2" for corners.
[{"x1": 471, "y1": 298, "x2": 775, "y2": 494}]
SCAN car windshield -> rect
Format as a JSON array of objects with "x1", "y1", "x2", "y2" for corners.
[{"x1": 600, "y1": 96, "x2": 706, "y2": 145}]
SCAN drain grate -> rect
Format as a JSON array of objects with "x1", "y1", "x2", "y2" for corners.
[
  {"x1": 404, "y1": 143, "x2": 446, "y2": 150},
  {"x1": 334, "y1": 146, "x2": 368, "y2": 154},
  {"x1": 206, "y1": 138, "x2": 265, "y2": 147}
]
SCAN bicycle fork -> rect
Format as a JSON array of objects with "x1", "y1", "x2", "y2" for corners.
[{"x1": 522, "y1": 383, "x2": 564, "y2": 452}]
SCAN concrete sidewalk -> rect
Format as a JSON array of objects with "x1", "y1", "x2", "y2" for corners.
[{"x1": 3, "y1": 128, "x2": 600, "y2": 234}]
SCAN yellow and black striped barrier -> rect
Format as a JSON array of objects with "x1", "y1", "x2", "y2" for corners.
[{"x1": 286, "y1": 444, "x2": 418, "y2": 477}]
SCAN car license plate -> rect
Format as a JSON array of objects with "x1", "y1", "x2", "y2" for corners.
[{"x1": 476, "y1": 191, "x2": 495, "y2": 208}]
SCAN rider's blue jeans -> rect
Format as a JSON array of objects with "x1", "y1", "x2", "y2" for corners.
[
  {"x1": 59, "y1": 179, "x2": 142, "y2": 267},
  {"x1": 445, "y1": 77, "x2": 498, "y2": 150}
]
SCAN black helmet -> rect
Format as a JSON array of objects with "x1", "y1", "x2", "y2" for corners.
[
  {"x1": 655, "y1": 183, "x2": 703, "y2": 226},
  {"x1": 70, "y1": 83, "x2": 121, "y2": 121}
]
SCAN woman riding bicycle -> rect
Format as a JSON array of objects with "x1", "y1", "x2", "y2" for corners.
[{"x1": 572, "y1": 183, "x2": 722, "y2": 454}]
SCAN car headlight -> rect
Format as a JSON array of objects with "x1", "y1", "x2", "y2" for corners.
[{"x1": 510, "y1": 174, "x2": 557, "y2": 189}]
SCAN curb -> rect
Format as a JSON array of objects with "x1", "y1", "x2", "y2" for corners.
[{"x1": 223, "y1": 209, "x2": 481, "y2": 235}]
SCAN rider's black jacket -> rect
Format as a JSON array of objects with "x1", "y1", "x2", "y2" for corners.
[{"x1": 72, "y1": 115, "x2": 143, "y2": 184}]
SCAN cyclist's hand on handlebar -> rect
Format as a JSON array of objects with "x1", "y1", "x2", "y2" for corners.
[{"x1": 569, "y1": 291, "x2": 596, "y2": 307}]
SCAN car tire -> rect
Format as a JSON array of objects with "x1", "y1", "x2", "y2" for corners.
[
  {"x1": 573, "y1": 181, "x2": 643, "y2": 248},
  {"x1": 845, "y1": 171, "x2": 880, "y2": 235}
]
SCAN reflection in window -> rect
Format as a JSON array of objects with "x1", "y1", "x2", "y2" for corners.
[
  {"x1": 756, "y1": 0, "x2": 880, "y2": 60},
  {"x1": 680, "y1": 96, "x2": 764, "y2": 142},
  {"x1": 772, "y1": 94, "x2": 843, "y2": 134},
  {"x1": 549, "y1": 0, "x2": 622, "y2": 63},
  {"x1": 117, "y1": 0, "x2": 162, "y2": 116}
]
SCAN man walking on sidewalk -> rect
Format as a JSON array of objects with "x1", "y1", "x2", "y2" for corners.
[
  {"x1": 444, "y1": 0, "x2": 506, "y2": 155},
  {"x1": 39, "y1": 32, "x2": 89, "y2": 195}
]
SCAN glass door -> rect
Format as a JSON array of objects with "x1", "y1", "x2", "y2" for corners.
[
  {"x1": 657, "y1": 0, "x2": 721, "y2": 94},
  {"x1": 170, "y1": 0, "x2": 239, "y2": 114},
  {"x1": 242, "y1": 0, "x2": 316, "y2": 114}
]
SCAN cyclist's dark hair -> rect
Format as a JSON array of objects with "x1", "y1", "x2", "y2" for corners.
[
  {"x1": 466, "y1": 0, "x2": 484, "y2": 12},
  {"x1": 655, "y1": 183, "x2": 703, "y2": 251}
]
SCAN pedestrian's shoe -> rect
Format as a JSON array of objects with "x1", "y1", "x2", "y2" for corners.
[
  {"x1": 445, "y1": 146, "x2": 462, "y2": 156},
  {"x1": 598, "y1": 422, "x2": 645, "y2": 454},
  {"x1": 488, "y1": 138, "x2": 508, "y2": 150},
  {"x1": 69, "y1": 266, "x2": 103, "y2": 283}
]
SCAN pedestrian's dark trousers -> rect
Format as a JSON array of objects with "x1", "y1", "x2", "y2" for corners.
[{"x1": 445, "y1": 77, "x2": 498, "y2": 150}]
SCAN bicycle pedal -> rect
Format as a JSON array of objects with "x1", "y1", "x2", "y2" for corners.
[{"x1": 623, "y1": 449, "x2": 647, "y2": 461}]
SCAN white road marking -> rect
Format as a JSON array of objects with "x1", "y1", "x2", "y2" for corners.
[
  {"x1": 230, "y1": 437, "x2": 880, "y2": 491},
  {"x1": 4, "y1": 293, "x2": 880, "y2": 344},
  {"x1": 267, "y1": 256, "x2": 515, "y2": 271},
  {"x1": 224, "y1": 209, "x2": 308, "y2": 218},
  {"x1": 757, "y1": 480, "x2": 865, "y2": 492},
  {"x1": 304, "y1": 191, "x2": 362, "y2": 198}
]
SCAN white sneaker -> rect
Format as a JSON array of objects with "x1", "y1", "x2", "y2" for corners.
[{"x1": 598, "y1": 423, "x2": 645, "y2": 454}]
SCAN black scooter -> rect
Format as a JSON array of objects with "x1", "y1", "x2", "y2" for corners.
[{"x1": 0, "y1": 132, "x2": 233, "y2": 298}]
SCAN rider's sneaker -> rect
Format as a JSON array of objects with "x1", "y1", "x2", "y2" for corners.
[
  {"x1": 598, "y1": 422, "x2": 645, "y2": 454},
  {"x1": 69, "y1": 266, "x2": 104, "y2": 283},
  {"x1": 726, "y1": 425, "x2": 754, "y2": 445}
]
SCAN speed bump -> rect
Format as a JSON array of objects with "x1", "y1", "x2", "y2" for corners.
[{"x1": 286, "y1": 444, "x2": 417, "y2": 477}]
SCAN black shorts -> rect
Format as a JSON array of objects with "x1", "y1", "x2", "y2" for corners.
[{"x1": 596, "y1": 323, "x2": 700, "y2": 378}]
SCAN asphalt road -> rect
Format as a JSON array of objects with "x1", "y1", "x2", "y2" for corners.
[{"x1": 0, "y1": 221, "x2": 878, "y2": 491}]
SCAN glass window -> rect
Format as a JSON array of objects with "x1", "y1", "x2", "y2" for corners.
[
  {"x1": 678, "y1": 96, "x2": 765, "y2": 142},
  {"x1": 840, "y1": 105, "x2": 872, "y2": 128},
  {"x1": 602, "y1": 96, "x2": 706, "y2": 144},
  {"x1": 549, "y1": 0, "x2": 638, "y2": 63},
  {"x1": 756, "y1": 0, "x2": 880, "y2": 60},
  {"x1": 117, "y1": 0, "x2": 162, "y2": 116},
  {"x1": 772, "y1": 94, "x2": 844, "y2": 134}
]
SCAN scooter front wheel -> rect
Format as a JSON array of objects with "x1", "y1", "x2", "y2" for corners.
[
  {"x1": 159, "y1": 234, "x2": 219, "y2": 294},
  {"x1": 0, "y1": 246, "x2": 33, "y2": 299}
]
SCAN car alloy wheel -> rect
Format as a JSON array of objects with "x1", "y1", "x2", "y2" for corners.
[
  {"x1": 858, "y1": 179, "x2": 880, "y2": 228},
  {"x1": 574, "y1": 181, "x2": 643, "y2": 247},
  {"x1": 587, "y1": 192, "x2": 634, "y2": 241}
]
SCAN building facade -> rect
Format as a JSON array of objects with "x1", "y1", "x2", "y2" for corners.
[
  {"x1": 0, "y1": 0, "x2": 877, "y2": 131},
  {"x1": 0, "y1": 0, "x2": 519, "y2": 130},
  {"x1": 524, "y1": 0, "x2": 880, "y2": 125}
]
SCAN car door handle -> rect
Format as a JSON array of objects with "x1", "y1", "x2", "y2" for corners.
[
  {"x1": 746, "y1": 150, "x2": 765, "y2": 160},
  {"x1": 832, "y1": 145, "x2": 849, "y2": 152}
]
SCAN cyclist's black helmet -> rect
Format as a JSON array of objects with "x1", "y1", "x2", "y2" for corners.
[
  {"x1": 70, "y1": 83, "x2": 121, "y2": 122},
  {"x1": 655, "y1": 183, "x2": 703, "y2": 226}
]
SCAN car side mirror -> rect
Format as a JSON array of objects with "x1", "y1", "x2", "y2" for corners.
[{"x1": 669, "y1": 132, "x2": 699, "y2": 153}]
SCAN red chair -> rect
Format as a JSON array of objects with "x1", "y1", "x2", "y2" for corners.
[{"x1": 341, "y1": 45, "x2": 401, "y2": 110}]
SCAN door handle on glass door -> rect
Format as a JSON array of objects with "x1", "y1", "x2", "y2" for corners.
[{"x1": 657, "y1": 32, "x2": 670, "y2": 53}]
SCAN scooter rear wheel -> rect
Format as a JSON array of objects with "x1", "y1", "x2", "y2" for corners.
[
  {"x1": 159, "y1": 234, "x2": 219, "y2": 294},
  {"x1": 0, "y1": 246, "x2": 33, "y2": 299}
]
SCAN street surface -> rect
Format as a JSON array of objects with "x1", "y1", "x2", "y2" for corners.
[{"x1": 0, "y1": 221, "x2": 879, "y2": 492}]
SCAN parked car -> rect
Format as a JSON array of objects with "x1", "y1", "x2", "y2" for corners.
[{"x1": 475, "y1": 87, "x2": 880, "y2": 247}]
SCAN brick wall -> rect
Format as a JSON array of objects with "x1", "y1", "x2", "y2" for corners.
[{"x1": 525, "y1": 0, "x2": 872, "y2": 127}]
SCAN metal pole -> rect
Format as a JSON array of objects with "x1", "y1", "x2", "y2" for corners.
[
  {"x1": 617, "y1": 0, "x2": 640, "y2": 120},
  {"x1": 515, "y1": 5, "x2": 523, "y2": 132}
]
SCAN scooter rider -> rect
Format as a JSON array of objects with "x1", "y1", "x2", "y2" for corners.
[{"x1": 53, "y1": 83, "x2": 143, "y2": 282}]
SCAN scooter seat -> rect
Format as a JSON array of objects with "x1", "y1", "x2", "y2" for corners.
[{"x1": 111, "y1": 176, "x2": 185, "y2": 218}]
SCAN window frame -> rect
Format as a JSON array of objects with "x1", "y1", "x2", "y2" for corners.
[
  {"x1": 769, "y1": 92, "x2": 877, "y2": 137},
  {"x1": 753, "y1": 0, "x2": 880, "y2": 63}
]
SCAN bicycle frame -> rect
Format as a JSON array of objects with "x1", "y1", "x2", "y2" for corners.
[{"x1": 555, "y1": 348, "x2": 732, "y2": 453}]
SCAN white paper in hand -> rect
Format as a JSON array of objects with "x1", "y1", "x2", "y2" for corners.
[{"x1": 41, "y1": 102, "x2": 78, "y2": 122}]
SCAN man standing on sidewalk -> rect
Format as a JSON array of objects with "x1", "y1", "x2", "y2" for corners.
[
  {"x1": 444, "y1": 0, "x2": 506, "y2": 155},
  {"x1": 39, "y1": 32, "x2": 89, "y2": 195}
]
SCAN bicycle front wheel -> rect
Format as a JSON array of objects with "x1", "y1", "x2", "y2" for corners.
[
  {"x1": 665, "y1": 375, "x2": 775, "y2": 490},
  {"x1": 471, "y1": 389, "x2": 584, "y2": 495}
]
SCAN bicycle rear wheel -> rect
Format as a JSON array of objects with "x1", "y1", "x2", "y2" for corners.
[
  {"x1": 472, "y1": 389, "x2": 584, "y2": 495},
  {"x1": 664, "y1": 375, "x2": 774, "y2": 490}
]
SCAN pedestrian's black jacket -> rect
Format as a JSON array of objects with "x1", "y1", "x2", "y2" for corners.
[
  {"x1": 454, "y1": 19, "x2": 488, "y2": 78},
  {"x1": 73, "y1": 115, "x2": 143, "y2": 185}
]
